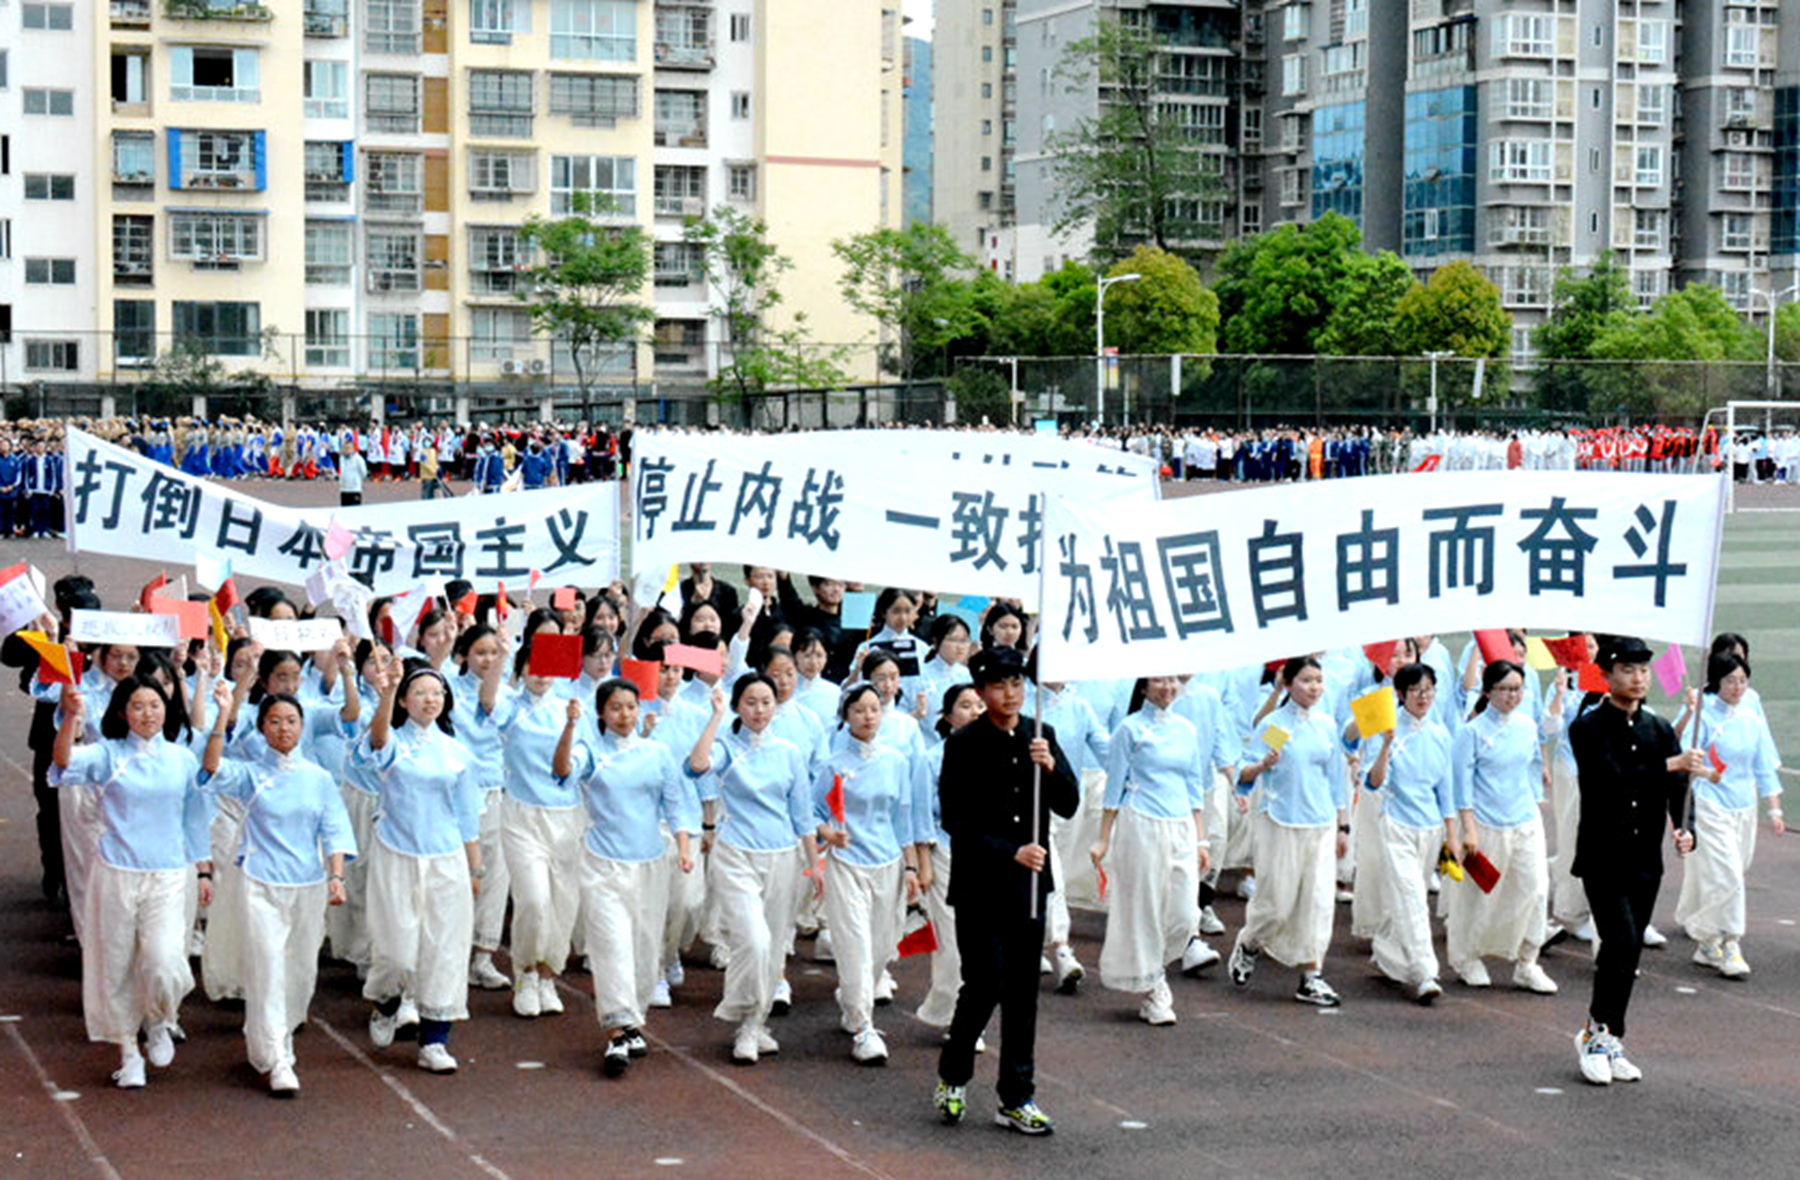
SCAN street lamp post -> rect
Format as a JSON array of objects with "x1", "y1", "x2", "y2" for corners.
[
  {"x1": 1095, "y1": 272, "x2": 1141, "y2": 426},
  {"x1": 1423, "y1": 349, "x2": 1454, "y2": 435},
  {"x1": 1752, "y1": 282, "x2": 1800, "y2": 398}
]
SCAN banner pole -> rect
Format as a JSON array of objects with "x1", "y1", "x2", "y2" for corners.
[{"x1": 1029, "y1": 500, "x2": 1047, "y2": 921}]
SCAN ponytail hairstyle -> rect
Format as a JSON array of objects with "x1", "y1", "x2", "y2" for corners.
[
  {"x1": 1391, "y1": 661, "x2": 1435, "y2": 701},
  {"x1": 936, "y1": 683, "x2": 982, "y2": 740},
  {"x1": 248, "y1": 649, "x2": 304, "y2": 705},
  {"x1": 1704, "y1": 652, "x2": 1750, "y2": 696},
  {"x1": 391, "y1": 666, "x2": 456, "y2": 736},
  {"x1": 837, "y1": 682, "x2": 882, "y2": 730},
  {"x1": 1470, "y1": 659, "x2": 1524, "y2": 719},
  {"x1": 1278, "y1": 655, "x2": 1321, "y2": 707},
  {"x1": 926, "y1": 613, "x2": 970, "y2": 662},
  {"x1": 729, "y1": 672, "x2": 778, "y2": 734},
  {"x1": 452, "y1": 622, "x2": 499, "y2": 664}
]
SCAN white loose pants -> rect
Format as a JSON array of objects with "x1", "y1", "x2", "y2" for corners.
[
  {"x1": 581, "y1": 850, "x2": 669, "y2": 1031},
  {"x1": 1097, "y1": 808, "x2": 1197, "y2": 993},
  {"x1": 82, "y1": 863, "x2": 193, "y2": 1045},
  {"x1": 822, "y1": 855, "x2": 903, "y2": 1033},
  {"x1": 471, "y1": 788, "x2": 511, "y2": 951},
  {"x1": 1675, "y1": 798, "x2": 1758, "y2": 944},
  {"x1": 500, "y1": 796, "x2": 584, "y2": 974},
  {"x1": 363, "y1": 841, "x2": 473, "y2": 1022},
  {"x1": 709, "y1": 840, "x2": 804, "y2": 1026},
  {"x1": 1369, "y1": 815, "x2": 1441, "y2": 987},
  {"x1": 1237, "y1": 814, "x2": 1335, "y2": 969},
  {"x1": 1444, "y1": 819, "x2": 1548, "y2": 967},
  {"x1": 238, "y1": 876, "x2": 327, "y2": 1074}
]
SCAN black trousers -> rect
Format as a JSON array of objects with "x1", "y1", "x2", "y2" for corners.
[
  {"x1": 1582, "y1": 870, "x2": 1661, "y2": 1037},
  {"x1": 340, "y1": 490, "x2": 362, "y2": 506},
  {"x1": 938, "y1": 906, "x2": 1044, "y2": 1109},
  {"x1": 27, "y1": 701, "x2": 63, "y2": 902}
]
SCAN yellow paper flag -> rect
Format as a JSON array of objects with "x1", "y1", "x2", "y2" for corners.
[
  {"x1": 1524, "y1": 635, "x2": 1557, "y2": 672},
  {"x1": 661, "y1": 564, "x2": 680, "y2": 595},
  {"x1": 1262, "y1": 724, "x2": 1291, "y2": 754},
  {"x1": 1350, "y1": 686, "x2": 1397, "y2": 739},
  {"x1": 18, "y1": 630, "x2": 72, "y2": 682},
  {"x1": 208, "y1": 599, "x2": 229, "y2": 653}
]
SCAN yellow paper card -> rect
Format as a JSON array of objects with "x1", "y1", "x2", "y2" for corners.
[
  {"x1": 1524, "y1": 635, "x2": 1557, "y2": 672},
  {"x1": 1350, "y1": 686, "x2": 1397, "y2": 739},
  {"x1": 1262, "y1": 724, "x2": 1291, "y2": 753}
]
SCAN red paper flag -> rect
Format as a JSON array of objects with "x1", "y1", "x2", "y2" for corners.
[
  {"x1": 139, "y1": 572, "x2": 168, "y2": 612},
  {"x1": 665, "y1": 643, "x2": 724, "y2": 677},
  {"x1": 1097, "y1": 864, "x2": 1108, "y2": 901},
  {"x1": 1263, "y1": 657, "x2": 1288, "y2": 677},
  {"x1": 528, "y1": 569, "x2": 543, "y2": 594},
  {"x1": 827, "y1": 773, "x2": 846, "y2": 824},
  {"x1": 324, "y1": 518, "x2": 355, "y2": 562},
  {"x1": 526, "y1": 633, "x2": 583, "y2": 679},
  {"x1": 496, "y1": 583, "x2": 510, "y2": 622},
  {"x1": 1708, "y1": 745, "x2": 1727, "y2": 777},
  {"x1": 1473, "y1": 629, "x2": 1513, "y2": 666},
  {"x1": 379, "y1": 615, "x2": 396, "y2": 647},
  {"x1": 1542, "y1": 635, "x2": 1588, "y2": 671},
  {"x1": 552, "y1": 586, "x2": 578, "y2": 611},
  {"x1": 1577, "y1": 662, "x2": 1609, "y2": 694},
  {"x1": 1463, "y1": 849, "x2": 1501, "y2": 894},
  {"x1": 620, "y1": 657, "x2": 661, "y2": 701},
  {"x1": 212, "y1": 576, "x2": 240, "y2": 615},
  {"x1": 150, "y1": 597, "x2": 211, "y2": 641},
  {"x1": 453, "y1": 591, "x2": 478, "y2": 616},
  {"x1": 35, "y1": 647, "x2": 83, "y2": 687},
  {"x1": 1412, "y1": 454, "x2": 1441, "y2": 472},
  {"x1": 1362, "y1": 640, "x2": 1398, "y2": 677},
  {"x1": 895, "y1": 911, "x2": 938, "y2": 958}
]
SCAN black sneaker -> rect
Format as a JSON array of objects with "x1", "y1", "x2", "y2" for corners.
[
  {"x1": 1294, "y1": 974, "x2": 1341, "y2": 1007},
  {"x1": 620, "y1": 1028, "x2": 649, "y2": 1058},
  {"x1": 1228, "y1": 941, "x2": 1258, "y2": 988},
  {"x1": 602, "y1": 1037, "x2": 631, "y2": 1077},
  {"x1": 993, "y1": 1100, "x2": 1053, "y2": 1136},
  {"x1": 934, "y1": 1081, "x2": 967, "y2": 1125}
]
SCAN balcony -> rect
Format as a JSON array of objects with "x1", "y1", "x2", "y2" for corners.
[
  {"x1": 654, "y1": 122, "x2": 707, "y2": 148},
  {"x1": 304, "y1": 9, "x2": 348, "y2": 36},
  {"x1": 111, "y1": 0, "x2": 152, "y2": 27},
  {"x1": 164, "y1": 0, "x2": 274, "y2": 22},
  {"x1": 655, "y1": 41, "x2": 715, "y2": 70},
  {"x1": 181, "y1": 169, "x2": 256, "y2": 190},
  {"x1": 654, "y1": 194, "x2": 705, "y2": 219}
]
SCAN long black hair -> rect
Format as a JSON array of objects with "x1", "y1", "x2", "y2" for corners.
[
  {"x1": 1470, "y1": 659, "x2": 1524, "y2": 719},
  {"x1": 926, "y1": 613, "x2": 969, "y2": 662},
  {"x1": 1704, "y1": 652, "x2": 1750, "y2": 696},
  {"x1": 98, "y1": 675, "x2": 176, "y2": 742},
  {"x1": 935, "y1": 682, "x2": 982, "y2": 740},
  {"x1": 392, "y1": 666, "x2": 456, "y2": 736}
]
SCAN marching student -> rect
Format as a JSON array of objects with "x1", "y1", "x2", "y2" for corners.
[
  {"x1": 1031, "y1": 674, "x2": 1110, "y2": 991},
  {"x1": 325, "y1": 640, "x2": 393, "y2": 979},
  {"x1": 1679, "y1": 653, "x2": 1783, "y2": 978},
  {"x1": 448, "y1": 620, "x2": 515, "y2": 994},
  {"x1": 1446, "y1": 660, "x2": 1559, "y2": 994},
  {"x1": 1228, "y1": 657, "x2": 1349, "y2": 1007},
  {"x1": 1089, "y1": 677, "x2": 1213, "y2": 1026},
  {"x1": 914, "y1": 683, "x2": 985, "y2": 1030}
]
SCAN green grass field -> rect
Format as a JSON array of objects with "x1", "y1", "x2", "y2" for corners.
[{"x1": 1711, "y1": 509, "x2": 1800, "y2": 767}]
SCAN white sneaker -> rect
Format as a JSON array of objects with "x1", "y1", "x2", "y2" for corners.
[
  {"x1": 513, "y1": 970, "x2": 542, "y2": 1018},
  {"x1": 417, "y1": 1043, "x2": 458, "y2": 1073},
  {"x1": 1720, "y1": 941, "x2": 1751, "y2": 979},
  {"x1": 1454, "y1": 960, "x2": 1491, "y2": 988},
  {"x1": 1414, "y1": 978, "x2": 1443, "y2": 1005},
  {"x1": 1139, "y1": 978, "x2": 1177, "y2": 1026},
  {"x1": 813, "y1": 930, "x2": 834, "y2": 963},
  {"x1": 269, "y1": 1063, "x2": 299, "y2": 1096},
  {"x1": 144, "y1": 1024, "x2": 175, "y2": 1068},
  {"x1": 1180, "y1": 936, "x2": 1221, "y2": 975},
  {"x1": 537, "y1": 975, "x2": 564, "y2": 1014},
  {"x1": 666, "y1": 960, "x2": 686, "y2": 988},
  {"x1": 732, "y1": 1025, "x2": 760, "y2": 1065},
  {"x1": 1576, "y1": 1026, "x2": 1613, "y2": 1086},
  {"x1": 851, "y1": 1026, "x2": 889, "y2": 1065},
  {"x1": 1039, "y1": 954, "x2": 1053, "y2": 976},
  {"x1": 1570, "y1": 918, "x2": 1597, "y2": 942},
  {"x1": 1692, "y1": 940, "x2": 1727, "y2": 972},
  {"x1": 113, "y1": 1051, "x2": 147, "y2": 1089},
  {"x1": 874, "y1": 970, "x2": 896, "y2": 1005},
  {"x1": 975, "y1": 1033, "x2": 987, "y2": 1054},
  {"x1": 395, "y1": 997, "x2": 420, "y2": 1030},
  {"x1": 1335, "y1": 885, "x2": 1355, "y2": 904},
  {"x1": 1054, "y1": 946, "x2": 1085, "y2": 992},
  {"x1": 470, "y1": 954, "x2": 510, "y2": 990},
  {"x1": 187, "y1": 925, "x2": 206, "y2": 958},
  {"x1": 1197, "y1": 905, "x2": 1226, "y2": 936},
  {"x1": 1512, "y1": 962, "x2": 1558, "y2": 994},
  {"x1": 1607, "y1": 1035, "x2": 1643, "y2": 1083},
  {"x1": 771, "y1": 978, "x2": 793, "y2": 1016},
  {"x1": 650, "y1": 979, "x2": 673, "y2": 1009},
  {"x1": 369, "y1": 1008, "x2": 398, "y2": 1049},
  {"x1": 710, "y1": 943, "x2": 732, "y2": 970},
  {"x1": 1236, "y1": 875, "x2": 1257, "y2": 901},
  {"x1": 756, "y1": 1027, "x2": 779, "y2": 1055},
  {"x1": 1642, "y1": 923, "x2": 1668, "y2": 948}
]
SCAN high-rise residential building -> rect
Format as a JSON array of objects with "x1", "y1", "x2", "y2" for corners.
[
  {"x1": 933, "y1": 0, "x2": 1015, "y2": 272},
  {"x1": 903, "y1": 34, "x2": 932, "y2": 226},
  {"x1": 1, "y1": 0, "x2": 902, "y2": 402}
]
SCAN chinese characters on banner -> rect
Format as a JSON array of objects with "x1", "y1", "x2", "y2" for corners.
[
  {"x1": 64, "y1": 429, "x2": 620, "y2": 594},
  {"x1": 1038, "y1": 472, "x2": 1726, "y2": 681},
  {"x1": 631, "y1": 431, "x2": 1159, "y2": 603}
]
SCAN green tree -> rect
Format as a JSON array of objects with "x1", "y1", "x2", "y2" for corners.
[
  {"x1": 990, "y1": 262, "x2": 1098, "y2": 357},
  {"x1": 1045, "y1": 18, "x2": 1227, "y2": 264},
  {"x1": 945, "y1": 365, "x2": 1015, "y2": 426},
  {"x1": 1392, "y1": 261, "x2": 1511, "y2": 358},
  {"x1": 684, "y1": 208, "x2": 846, "y2": 399},
  {"x1": 1588, "y1": 284, "x2": 1762, "y2": 418},
  {"x1": 832, "y1": 222, "x2": 979, "y2": 382},
  {"x1": 517, "y1": 192, "x2": 654, "y2": 399},
  {"x1": 1214, "y1": 213, "x2": 1364, "y2": 354},
  {"x1": 1531, "y1": 252, "x2": 1636, "y2": 413},
  {"x1": 1315, "y1": 251, "x2": 1421, "y2": 357},
  {"x1": 1100, "y1": 245, "x2": 1218, "y2": 355},
  {"x1": 1773, "y1": 299, "x2": 1800, "y2": 365}
]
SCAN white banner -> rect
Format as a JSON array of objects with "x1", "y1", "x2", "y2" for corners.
[
  {"x1": 1039, "y1": 472, "x2": 1727, "y2": 681},
  {"x1": 64, "y1": 429, "x2": 620, "y2": 595},
  {"x1": 631, "y1": 430, "x2": 1159, "y2": 602},
  {"x1": 247, "y1": 617, "x2": 345, "y2": 653},
  {"x1": 70, "y1": 609, "x2": 183, "y2": 648}
]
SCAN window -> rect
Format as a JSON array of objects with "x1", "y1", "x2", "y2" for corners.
[
  {"x1": 730, "y1": 91, "x2": 749, "y2": 120},
  {"x1": 1632, "y1": 268, "x2": 1665, "y2": 306},
  {"x1": 1493, "y1": 13, "x2": 1554, "y2": 58},
  {"x1": 1633, "y1": 208, "x2": 1664, "y2": 250},
  {"x1": 0, "y1": 220, "x2": 9, "y2": 259},
  {"x1": 1637, "y1": 84, "x2": 1666, "y2": 127},
  {"x1": 469, "y1": 150, "x2": 535, "y2": 197},
  {"x1": 113, "y1": 132, "x2": 155, "y2": 183},
  {"x1": 1634, "y1": 144, "x2": 1662, "y2": 187},
  {"x1": 305, "y1": 220, "x2": 353, "y2": 283},
  {"x1": 468, "y1": 226, "x2": 527, "y2": 293},
  {"x1": 303, "y1": 60, "x2": 349, "y2": 118},
  {"x1": 1505, "y1": 78, "x2": 1553, "y2": 121},
  {"x1": 1280, "y1": 54, "x2": 1306, "y2": 97},
  {"x1": 23, "y1": 88, "x2": 74, "y2": 115},
  {"x1": 304, "y1": 140, "x2": 352, "y2": 199},
  {"x1": 653, "y1": 240, "x2": 703, "y2": 287},
  {"x1": 550, "y1": 154, "x2": 635, "y2": 215},
  {"x1": 729, "y1": 12, "x2": 749, "y2": 42},
  {"x1": 653, "y1": 164, "x2": 704, "y2": 216},
  {"x1": 1492, "y1": 205, "x2": 1550, "y2": 246},
  {"x1": 469, "y1": 307, "x2": 531, "y2": 360},
  {"x1": 366, "y1": 0, "x2": 421, "y2": 54},
  {"x1": 1500, "y1": 265, "x2": 1550, "y2": 307},
  {"x1": 173, "y1": 302, "x2": 260, "y2": 355},
  {"x1": 366, "y1": 74, "x2": 421, "y2": 133},
  {"x1": 1280, "y1": 167, "x2": 1302, "y2": 206},
  {"x1": 21, "y1": 3, "x2": 74, "y2": 31},
  {"x1": 113, "y1": 216, "x2": 154, "y2": 281},
  {"x1": 364, "y1": 152, "x2": 422, "y2": 213},
  {"x1": 981, "y1": 155, "x2": 992, "y2": 172},
  {"x1": 1725, "y1": 87, "x2": 1757, "y2": 124},
  {"x1": 1242, "y1": 107, "x2": 1262, "y2": 149},
  {"x1": 551, "y1": 0, "x2": 636, "y2": 61},
  {"x1": 305, "y1": 0, "x2": 349, "y2": 37},
  {"x1": 1723, "y1": 26, "x2": 1758, "y2": 69},
  {"x1": 1489, "y1": 140, "x2": 1551, "y2": 183},
  {"x1": 170, "y1": 47, "x2": 260, "y2": 103},
  {"x1": 0, "y1": 50, "x2": 7, "y2": 90},
  {"x1": 655, "y1": 5, "x2": 710, "y2": 64},
  {"x1": 1636, "y1": 19, "x2": 1667, "y2": 65},
  {"x1": 178, "y1": 130, "x2": 261, "y2": 188},
  {"x1": 365, "y1": 227, "x2": 420, "y2": 291},
  {"x1": 1160, "y1": 102, "x2": 1227, "y2": 145},
  {"x1": 654, "y1": 89, "x2": 706, "y2": 146},
  {"x1": 548, "y1": 72, "x2": 639, "y2": 123},
  {"x1": 304, "y1": 309, "x2": 350, "y2": 367},
  {"x1": 368, "y1": 312, "x2": 419, "y2": 368},
  {"x1": 982, "y1": 46, "x2": 991, "y2": 63},
  {"x1": 170, "y1": 212, "x2": 265, "y2": 263},
  {"x1": 1722, "y1": 152, "x2": 1756, "y2": 189},
  {"x1": 1282, "y1": 3, "x2": 1307, "y2": 40},
  {"x1": 1343, "y1": 0, "x2": 1367, "y2": 41},
  {"x1": 1241, "y1": 203, "x2": 1262, "y2": 236},
  {"x1": 981, "y1": 82, "x2": 991, "y2": 99},
  {"x1": 24, "y1": 173, "x2": 75, "y2": 200},
  {"x1": 726, "y1": 163, "x2": 755, "y2": 201},
  {"x1": 1720, "y1": 271, "x2": 1751, "y2": 309},
  {"x1": 25, "y1": 258, "x2": 77, "y2": 285},
  {"x1": 25, "y1": 341, "x2": 79, "y2": 372},
  {"x1": 468, "y1": 70, "x2": 534, "y2": 136},
  {"x1": 114, "y1": 301, "x2": 156, "y2": 365},
  {"x1": 112, "y1": 53, "x2": 148, "y2": 105},
  {"x1": 471, "y1": 0, "x2": 518, "y2": 43},
  {"x1": 1722, "y1": 213, "x2": 1753, "y2": 251}
]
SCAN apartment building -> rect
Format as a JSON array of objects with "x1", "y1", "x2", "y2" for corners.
[
  {"x1": 2, "y1": 0, "x2": 100, "y2": 386},
  {"x1": 933, "y1": 0, "x2": 1015, "y2": 271},
  {"x1": 2, "y1": 0, "x2": 900, "y2": 398}
]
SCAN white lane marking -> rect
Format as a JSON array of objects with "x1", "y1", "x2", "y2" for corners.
[
  {"x1": 1, "y1": 1021, "x2": 122, "y2": 1180},
  {"x1": 313, "y1": 1017, "x2": 514, "y2": 1180}
]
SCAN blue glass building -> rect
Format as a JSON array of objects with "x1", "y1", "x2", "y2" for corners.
[{"x1": 1402, "y1": 85, "x2": 1478, "y2": 258}]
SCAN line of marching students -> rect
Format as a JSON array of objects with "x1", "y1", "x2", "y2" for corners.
[{"x1": 7, "y1": 566, "x2": 1784, "y2": 1122}]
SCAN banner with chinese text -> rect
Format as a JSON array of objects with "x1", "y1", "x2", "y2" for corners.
[
  {"x1": 1039, "y1": 472, "x2": 1726, "y2": 681},
  {"x1": 65, "y1": 429, "x2": 619, "y2": 595}
]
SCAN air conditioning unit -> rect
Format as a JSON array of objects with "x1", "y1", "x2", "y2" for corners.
[
  {"x1": 681, "y1": 196, "x2": 706, "y2": 216},
  {"x1": 500, "y1": 359, "x2": 521, "y2": 375},
  {"x1": 528, "y1": 359, "x2": 548, "y2": 374}
]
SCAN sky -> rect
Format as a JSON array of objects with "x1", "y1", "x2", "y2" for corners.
[{"x1": 903, "y1": 0, "x2": 933, "y2": 39}]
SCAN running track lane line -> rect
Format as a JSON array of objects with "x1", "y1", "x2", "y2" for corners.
[
  {"x1": 313, "y1": 1016, "x2": 514, "y2": 1180},
  {"x1": 1, "y1": 1019, "x2": 123, "y2": 1180},
  {"x1": 553, "y1": 978, "x2": 903, "y2": 1180}
]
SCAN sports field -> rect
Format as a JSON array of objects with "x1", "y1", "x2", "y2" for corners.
[{"x1": 1709, "y1": 491, "x2": 1800, "y2": 767}]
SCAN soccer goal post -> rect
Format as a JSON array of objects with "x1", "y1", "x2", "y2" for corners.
[{"x1": 1719, "y1": 401, "x2": 1800, "y2": 514}]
